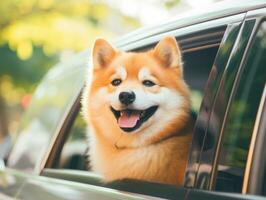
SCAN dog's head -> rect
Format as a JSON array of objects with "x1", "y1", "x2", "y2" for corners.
[{"x1": 82, "y1": 37, "x2": 190, "y2": 148}]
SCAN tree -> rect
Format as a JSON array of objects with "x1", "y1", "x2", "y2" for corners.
[{"x1": 0, "y1": 0, "x2": 140, "y2": 139}]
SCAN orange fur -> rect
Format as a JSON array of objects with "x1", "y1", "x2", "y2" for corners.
[{"x1": 82, "y1": 36, "x2": 194, "y2": 185}]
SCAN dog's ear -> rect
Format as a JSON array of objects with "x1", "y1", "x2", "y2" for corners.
[
  {"x1": 92, "y1": 38, "x2": 117, "y2": 69},
  {"x1": 152, "y1": 36, "x2": 182, "y2": 68}
]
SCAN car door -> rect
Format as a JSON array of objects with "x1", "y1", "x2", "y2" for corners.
[{"x1": 36, "y1": 13, "x2": 244, "y2": 200}]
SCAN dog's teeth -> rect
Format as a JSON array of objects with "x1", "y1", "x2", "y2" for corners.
[{"x1": 140, "y1": 111, "x2": 145, "y2": 118}]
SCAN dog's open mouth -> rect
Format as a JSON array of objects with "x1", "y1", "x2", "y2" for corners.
[{"x1": 110, "y1": 106, "x2": 158, "y2": 132}]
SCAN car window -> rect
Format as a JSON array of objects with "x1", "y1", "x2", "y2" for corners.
[
  {"x1": 214, "y1": 21, "x2": 266, "y2": 193},
  {"x1": 7, "y1": 54, "x2": 87, "y2": 172},
  {"x1": 55, "y1": 43, "x2": 220, "y2": 172}
]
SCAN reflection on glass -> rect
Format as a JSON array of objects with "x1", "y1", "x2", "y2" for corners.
[
  {"x1": 215, "y1": 22, "x2": 266, "y2": 192},
  {"x1": 7, "y1": 52, "x2": 88, "y2": 172}
]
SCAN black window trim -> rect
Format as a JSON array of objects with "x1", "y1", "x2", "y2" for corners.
[
  {"x1": 42, "y1": 168, "x2": 188, "y2": 199},
  {"x1": 209, "y1": 9, "x2": 266, "y2": 192}
]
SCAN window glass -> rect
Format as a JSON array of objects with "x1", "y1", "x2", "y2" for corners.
[
  {"x1": 7, "y1": 54, "x2": 87, "y2": 172},
  {"x1": 215, "y1": 21, "x2": 266, "y2": 192}
]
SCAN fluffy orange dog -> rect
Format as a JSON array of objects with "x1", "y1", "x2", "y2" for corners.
[{"x1": 82, "y1": 36, "x2": 194, "y2": 185}]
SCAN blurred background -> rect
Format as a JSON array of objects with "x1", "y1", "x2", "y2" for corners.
[{"x1": 0, "y1": 0, "x2": 222, "y2": 153}]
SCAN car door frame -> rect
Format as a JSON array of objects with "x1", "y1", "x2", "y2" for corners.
[{"x1": 39, "y1": 13, "x2": 247, "y2": 200}]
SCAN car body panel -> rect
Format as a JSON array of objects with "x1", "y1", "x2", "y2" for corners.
[
  {"x1": 119, "y1": 13, "x2": 244, "y2": 52},
  {"x1": 116, "y1": 0, "x2": 266, "y2": 48},
  {"x1": 0, "y1": 166, "x2": 25, "y2": 199},
  {"x1": 187, "y1": 189, "x2": 266, "y2": 200},
  {"x1": 42, "y1": 168, "x2": 188, "y2": 199},
  {"x1": 1, "y1": 168, "x2": 161, "y2": 200}
]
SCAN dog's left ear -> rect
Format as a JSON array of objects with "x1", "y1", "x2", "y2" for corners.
[
  {"x1": 152, "y1": 36, "x2": 182, "y2": 68},
  {"x1": 92, "y1": 38, "x2": 117, "y2": 69}
]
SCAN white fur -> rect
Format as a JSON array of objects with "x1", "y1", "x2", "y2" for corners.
[
  {"x1": 114, "y1": 88, "x2": 184, "y2": 146},
  {"x1": 111, "y1": 66, "x2": 127, "y2": 81},
  {"x1": 94, "y1": 66, "x2": 185, "y2": 146},
  {"x1": 109, "y1": 86, "x2": 162, "y2": 111},
  {"x1": 138, "y1": 68, "x2": 150, "y2": 80},
  {"x1": 108, "y1": 84, "x2": 184, "y2": 135},
  {"x1": 132, "y1": 89, "x2": 184, "y2": 145}
]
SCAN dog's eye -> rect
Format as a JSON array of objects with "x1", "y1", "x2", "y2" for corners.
[
  {"x1": 142, "y1": 80, "x2": 156, "y2": 87},
  {"x1": 111, "y1": 79, "x2": 122, "y2": 86}
]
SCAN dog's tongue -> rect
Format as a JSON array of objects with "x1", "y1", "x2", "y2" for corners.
[{"x1": 118, "y1": 111, "x2": 140, "y2": 128}]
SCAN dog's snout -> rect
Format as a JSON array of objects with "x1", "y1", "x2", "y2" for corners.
[{"x1": 119, "y1": 92, "x2": 135, "y2": 105}]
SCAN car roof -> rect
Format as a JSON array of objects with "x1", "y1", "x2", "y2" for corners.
[{"x1": 115, "y1": 0, "x2": 266, "y2": 47}]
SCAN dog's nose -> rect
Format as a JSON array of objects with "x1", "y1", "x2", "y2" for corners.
[{"x1": 119, "y1": 92, "x2": 135, "y2": 105}]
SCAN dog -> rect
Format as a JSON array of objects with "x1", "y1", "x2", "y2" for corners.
[{"x1": 82, "y1": 36, "x2": 194, "y2": 186}]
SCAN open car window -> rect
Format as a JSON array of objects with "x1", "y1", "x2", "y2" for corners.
[
  {"x1": 51, "y1": 27, "x2": 224, "y2": 170},
  {"x1": 55, "y1": 44, "x2": 221, "y2": 172}
]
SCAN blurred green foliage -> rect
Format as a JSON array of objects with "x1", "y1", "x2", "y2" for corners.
[
  {"x1": 164, "y1": 0, "x2": 181, "y2": 9},
  {"x1": 0, "y1": 0, "x2": 140, "y2": 58},
  {"x1": 0, "y1": 0, "x2": 140, "y2": 137}
]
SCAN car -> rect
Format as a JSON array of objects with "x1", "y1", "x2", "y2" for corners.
[{"x1": 1, "y1": 0, "x2": 266, "y2": 199}]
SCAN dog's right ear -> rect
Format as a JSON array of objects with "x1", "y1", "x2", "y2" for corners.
[
  {"x1": 152, "y1": 36, "x2": 182, "y2": 68},
  {"x1": 92, "y1": 38, "x2": 117, "y2": 69}
]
